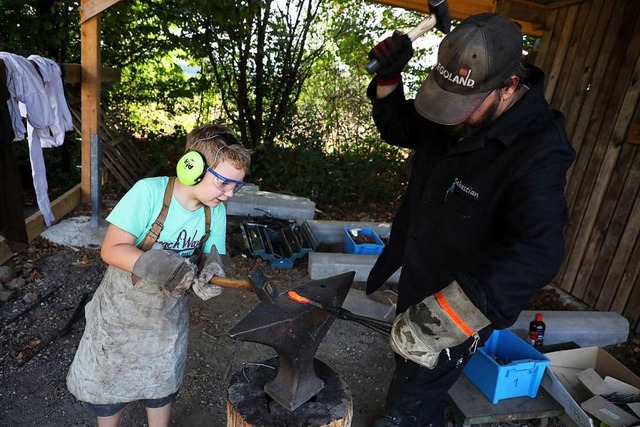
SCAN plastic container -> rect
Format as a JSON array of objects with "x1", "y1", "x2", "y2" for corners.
[
  {"x1": 462, "y1": 329, "x2": 551, "y2": 404},
  {"x1": 529, "y1": 313, "x2": 546, "y2": 347},
  {"x1": 344, "y1": 227, "x2": 385, "y2": 255}
]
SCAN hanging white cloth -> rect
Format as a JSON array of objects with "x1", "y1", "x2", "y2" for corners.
[
  {"x1": 0, "y1": 52, "x2": 55, "y2": 225},
  {"x1": 18, "y1": 103, "x2": 54, "y2": 225},
  {"x1": 27, "y1": 55, "x2": 73, "y2": 147}
]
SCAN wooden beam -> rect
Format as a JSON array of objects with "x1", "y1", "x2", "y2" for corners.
[
  {"x1": 594, "y1": 146, "x2": 640, "y2": 311},
  {"x1": 367, "y1": 0, "x2": 494, "y2": 21},
  {"x1": 78, "y1": 0, "x2": 121, "y2": 24},
  {"x1": 62, "y1": 63, "x2": 121, "y2": 84},
  {"x1": 627, "y1": 122, "x2": 640, "y2": 145},
  {"x1": 497, "y1": 0, "x2": 549, "y2": 27},
  {"x1": 544, "y1": 4, "x2": 579, "y2": 101},
  {"x1": 519, "y1": 0, "x2": 592, "y2": 10},
  {"x1": 367, "y1": 0, "x2": 544, "y2": 36},
  {"x1": 0, "y1": 184, "x2": 82, "y2": 265},
  {"x1": 80, "y1": 0, "x2": 101, "y2": 204}
]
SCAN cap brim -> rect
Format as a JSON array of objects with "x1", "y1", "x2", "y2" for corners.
[{"x1": 414, "y1": 73, "x2": 493, "y2": 125}]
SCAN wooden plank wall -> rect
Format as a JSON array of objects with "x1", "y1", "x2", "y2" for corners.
[{"x1": 533, "y1": 0, "x2": 640, "y2": 333}]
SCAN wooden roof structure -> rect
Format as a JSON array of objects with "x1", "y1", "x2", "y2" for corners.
[
  {"x1": 369, "y1": 0, "x2": 592, "y2": 37},
  {"x1": 2, "y1": 0, "x2": 640, "y2": 333}
]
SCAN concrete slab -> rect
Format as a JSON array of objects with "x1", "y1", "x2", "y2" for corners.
[
  {"x1": 305, "y1": 220, "x2": 391, "y2": 244},
  {"x1": 304, "y1": 220, "x2": 630, "y2": 347},
  {"x1": 335, "y1": 296, "x2": 629, "y2": 348},
  {"x1": 40, "y1": 216, "x2": 108, "y2": 248},
  {"x1": 510, "y1": 310, "x2": 629, "y2": 348},
  {"x1": 305, "y1": 220, "x2": 396, "y2": 282},
  {"x1": 225, "y1": 187, "x2": 315, "y2": 221},
  {"x1": 342, "y1": 289, "x2": 396, "y2": 323},
  {"x1": 308, "y1": 252, "x2": 401, "y2": 283}
]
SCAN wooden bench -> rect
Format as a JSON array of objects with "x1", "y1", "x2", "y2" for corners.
[{"x1": 448, "y1": 375, "x2": 563, "y2": 427}]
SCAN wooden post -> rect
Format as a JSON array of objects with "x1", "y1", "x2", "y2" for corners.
[
  {"x1": 80, "y1": 0, "x2": 101, "y2": 203},
  {"x1": 226, "y1": 358, "x2": 352, "y2": 426}
]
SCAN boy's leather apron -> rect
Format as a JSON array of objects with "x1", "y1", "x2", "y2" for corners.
[{"x1": 67, "y1": 177, "x2": 206, "y2": 404}]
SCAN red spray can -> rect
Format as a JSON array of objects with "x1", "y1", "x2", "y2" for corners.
[{"x1": 529, "y1": 313, "x2": 546, "y2": 347}]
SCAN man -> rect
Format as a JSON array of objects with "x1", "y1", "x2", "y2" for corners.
[{"x1": 366, "y1": 13, "x2": 575, "y2": 427}]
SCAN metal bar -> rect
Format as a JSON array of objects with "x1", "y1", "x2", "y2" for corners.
[{"x1": 90, "y1": 133, "x2": 101, "y2": 228}]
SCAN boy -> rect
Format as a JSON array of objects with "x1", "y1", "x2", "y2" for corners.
[{"x1": 67, "y1": 124, "x2": 252, "y2": 427}]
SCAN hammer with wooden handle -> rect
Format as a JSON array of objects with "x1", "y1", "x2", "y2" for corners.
[
  {"x1": 209, "y1": 265, "x2": 279, "y2": 304},
  {"x1": 365, "y1": 14, "x2": 437, "y2": 74}
]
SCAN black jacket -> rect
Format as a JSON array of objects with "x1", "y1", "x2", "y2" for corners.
[{"x1": 366, "y1": 66, "x2": 576, "y2": 328}]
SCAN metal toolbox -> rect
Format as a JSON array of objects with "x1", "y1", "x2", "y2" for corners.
[{"x1": 240, "y1": 217, "x2": 318, "y2": 269}]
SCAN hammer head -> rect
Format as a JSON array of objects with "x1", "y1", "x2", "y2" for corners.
[
  {"x1": 428, "y1": 0, "x2": 451, "y2": 34},
  {"x1": 248, "y1": 266, "x2": 279, "y2": 304}
]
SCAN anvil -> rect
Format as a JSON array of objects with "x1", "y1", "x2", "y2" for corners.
[{"x1": 228, "y1": 271, "x2": 355, "y2": 411}]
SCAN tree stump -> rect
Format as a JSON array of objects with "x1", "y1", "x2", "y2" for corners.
[{"x1": 227, "y1": 358, "x2": 352, "y2": 427}]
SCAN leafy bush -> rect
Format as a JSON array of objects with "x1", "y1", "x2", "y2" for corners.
[{"x1": 250, "y1": 128, "x2": 409, "y2": 206}]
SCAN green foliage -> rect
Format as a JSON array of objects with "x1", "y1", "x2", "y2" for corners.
[
  {"x1": 104, "y1": 53, "x2": 201, "y2": 137},
  {"x1": 0, "y1": 0, "x2": 436, "y2": 208},
  {"x1": 169, "y1": 0, "x2": 325, "y2": 149},
  {"x1": 251, "y1": 125, "x2": 408, "y2": 206},
  {"x1": 0, "y1": 0, "x2": 79, "y2": 61}
]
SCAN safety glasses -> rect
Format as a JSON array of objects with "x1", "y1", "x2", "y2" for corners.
[{"x1": 206, "y1": 167, "x2": 246, "y2": 193}]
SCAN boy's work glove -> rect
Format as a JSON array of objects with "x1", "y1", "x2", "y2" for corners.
[
  {"x1": 389, "y1": 280, "x2": 491, "y2": 369},
  {"x1": 131, "y1": 249, "x2": 197, "y2": 294},
  {"x1": 191, "y1": 247, "x2": 224, "y2": 301},
  {"x1": 368, "y1": 31, "x2": 414, "y2": 80}
]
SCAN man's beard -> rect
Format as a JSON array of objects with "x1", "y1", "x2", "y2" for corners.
[{"x1": 446, "y1": 95, "x2": 500, "y2": 138}]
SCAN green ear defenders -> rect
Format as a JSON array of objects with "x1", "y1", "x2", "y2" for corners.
[
  {"x1": 176, "y1": 132, "x2": 242, "y2": 186},
  {"x1": 176, "y1": 150, "x2": 207, "y2": 186}
]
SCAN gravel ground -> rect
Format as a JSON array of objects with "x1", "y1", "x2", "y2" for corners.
[{"x1": 1, "y1": 211, "x2": 639, "y2": 427}]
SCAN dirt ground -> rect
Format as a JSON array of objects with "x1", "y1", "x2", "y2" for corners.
[
  {"x1": 0, "y1": 217, "x2": 397, "y2": 427},
  {"x1": 1, "y1": 212, "x2": 639, "y2": 427}
]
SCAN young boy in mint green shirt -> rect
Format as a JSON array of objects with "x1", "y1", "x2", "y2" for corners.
[{"x1": 67, "y1": 124, "x2": 252, "y2": 427}]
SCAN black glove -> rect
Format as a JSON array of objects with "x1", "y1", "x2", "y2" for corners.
[
  {"x1": 368, "y1": 31, "x2": 414, "y2": 79},
  {"x1": 429, "y1": 0, "x2": 451, "y2": 34}
]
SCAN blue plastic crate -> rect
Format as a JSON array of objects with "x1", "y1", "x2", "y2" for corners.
[
  {"x1": 463, "y1": 329, "x2": 550, "y2": 404},
  {"x1": 344, "y1": 227, "x2": 384, "y2": 255}
]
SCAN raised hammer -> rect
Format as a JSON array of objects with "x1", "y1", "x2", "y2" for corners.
[{"x1": 366, "y1": 0, "x2": 451, "y2": 74}]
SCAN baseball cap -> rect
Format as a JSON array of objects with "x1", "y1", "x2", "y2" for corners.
[{"x1": 415, "y1": 13, "x2": 523, "y2": 125}]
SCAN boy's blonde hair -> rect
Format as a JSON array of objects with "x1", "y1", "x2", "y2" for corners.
[{"x1": 185, "y1": 124, "x2": 252, "y2": 172}]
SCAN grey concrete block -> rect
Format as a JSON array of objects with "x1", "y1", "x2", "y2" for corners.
[
  {"x1": 40, "y1": 216, "x2": 108, "y2": 248},
  {"x1": 342, "y1": 289, "x2": 395, "y2": 323},
  {"x1": 225, "y1": 190, "x2": 315, "y2": 221},
  {"x1": 304, "y1": 221, "x2": 630, "y2": 348},
  {"x1": 334, "y1": 301, "x2": 630, "y2": 348},
  {"x1": 306, "y1": 220, "x2": 397, "y2": 283},
  {"x1": 308, "y1": 252, "x2": 401, "y2": 283},
  {"x1": 305, "y1": 220, "x2": 391, "y2": 244},
  {"x1": 509, "y1": 310, "x2": 629, "y2": 348}
]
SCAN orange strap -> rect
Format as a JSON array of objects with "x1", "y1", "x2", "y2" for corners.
[{"x1": 435, "y1": 291, "x2": 474, "y2": 337}]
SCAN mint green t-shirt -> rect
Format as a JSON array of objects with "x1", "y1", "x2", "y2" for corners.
[{"x1": 106, "y1": 176, "x2": 226, "y2": 257}]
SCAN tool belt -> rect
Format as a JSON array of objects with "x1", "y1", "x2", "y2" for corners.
[{"x1": 390, "y1": 280, "x2": 490, "y2": 369}]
